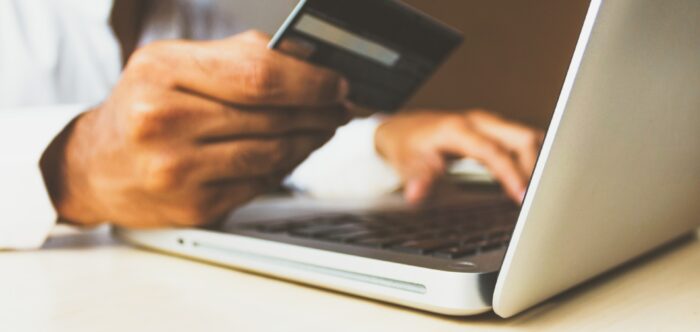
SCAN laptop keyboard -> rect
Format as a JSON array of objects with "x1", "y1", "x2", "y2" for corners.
[{"x1": 234, "y1": 203, "x2": 519, "y2": 260}]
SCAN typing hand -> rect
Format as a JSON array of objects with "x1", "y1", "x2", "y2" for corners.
[
  {"x1": 41, "y1": 30, "x2": 349, "y2": 228},
  {"x1": 374, "y1": 110, "x2": 544, "y2": 204}
]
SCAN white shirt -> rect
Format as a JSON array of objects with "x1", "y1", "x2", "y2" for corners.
[{"x1": 0, "y1": 0, "x2": 400, "y2": 250}]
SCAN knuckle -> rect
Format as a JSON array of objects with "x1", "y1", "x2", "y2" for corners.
[
  {"x1": 465, "y1": 109, "x2": 492, "y2": 121},
  {"x1": 126, "y1": 100, "x2": 169, "y2": 142},
  {"x1": 144, "y1": 154, "x2": 190, "y2": 192},
  {"x1": 240, "y1": 58, "x2": 282, "y2": 100},
  {"x1": 467, "y1": 109, "x2": 490, "y2": 117},
  {"x1": 240, "y1": 30, "x2": 269, "y2": 43},
  {"x1": 463, "y1": 109, "x2": 493, "y2": 126},
  {"x1": 127, "y1": 42, "x2": 169, "y2": 71},
  {"x1": 126, "y1": 46, "x2": 157, "y2": 70},
  {"x1": 440, "y1": 114, "x2": 468, "y2": 132},
  {"x1": 124, "y1": 42, "x2": 178, "y2": 86}
]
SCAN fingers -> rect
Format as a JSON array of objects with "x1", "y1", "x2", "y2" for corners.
[
  {"x1": 404, "y1": 171, "x2": 441, "y2": 205},
  {"x1": 465, "y1": 111, "x2": 544, "y2": 177},
  {"x1": 396, "y1": 152, "x2": 445, "y2": 205},
  {"x1": 193, "y1": 134, "x2": 330, "y2": 183},
  {"x1": 128, "y1": 31, "x2": 349, "y2": 107},
  {"x1": 142, "y1": 90, "x2": 346, "y2": 141},
  {"x1": 442, "y1": 127, "x2": 527, "y2": 202},
  {"x1": 405, "y1": 178, "x2": 432, "y2": 205},
  {"x1": 276, "y1": 36, "x2": 317, "y2": 59},
  {"x1": 133, "y1": 142, "x2": 294, "y2": 228},
  {"x1": 170, "y1": 178, "x2": 270, "y2": 227},
  {"x1": 119, "y1": 177, "x2": 270, "y2": 228},
  {"x1": 181, "y1": 39, "x2": 350, "y2": 106}
]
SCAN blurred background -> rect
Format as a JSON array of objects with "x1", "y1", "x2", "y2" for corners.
[{"x1": 221, "y1": 0, "x2": 590, "y2": 128}]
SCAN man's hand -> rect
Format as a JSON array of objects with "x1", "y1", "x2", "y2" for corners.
[
  {"x1": 375, "y1": 110, "x2": 544, "y2": 204},
  {"x1": 42, "y1": 31, "x2": 349, "y2": 228}
]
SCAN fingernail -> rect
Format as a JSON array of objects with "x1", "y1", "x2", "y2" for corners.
[
  {"x1": 519, "y1": 190, "x2": 527, "y2": 203},
  {"x1": 406, "y1": 179, "x2": 430, "y2": 205},
  {"x1": 405, "y1": 181, "x2": 421, "y2": 202}
]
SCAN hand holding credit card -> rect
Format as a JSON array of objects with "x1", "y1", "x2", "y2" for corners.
[{"x1": 269, "y1": 0, "x2": 463, "y2": 112}]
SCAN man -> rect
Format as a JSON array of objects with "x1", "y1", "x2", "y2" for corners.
[{"x1": 0, "y1": 0, "x2": 543, "y2": 249}]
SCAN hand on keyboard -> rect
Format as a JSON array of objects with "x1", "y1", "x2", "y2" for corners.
[{"x1": 375, "y1": 110, "x2": 544, "y2": 204}]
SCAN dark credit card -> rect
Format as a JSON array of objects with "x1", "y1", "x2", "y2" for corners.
[{"x1": 269, "y1": 0, "x2": 463, "y2": 112}]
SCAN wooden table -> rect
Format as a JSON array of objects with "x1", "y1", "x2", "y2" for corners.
[{"x1": 2, "y1": 226, "x2": 698, "y2": 332}]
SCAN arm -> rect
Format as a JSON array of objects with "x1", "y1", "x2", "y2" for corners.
[
  {"x1": 375, "y1": 110, "x2": 545, "y2": 203},
  {"x1": 36, "y1": 31, "x2": 348, "y2": 229},
  {"x1": 0, "y1": 105, "x2": 87, "y2": 249},
  {"x1": 290, "y1": 109, "x2": 544, "y2": 205}
]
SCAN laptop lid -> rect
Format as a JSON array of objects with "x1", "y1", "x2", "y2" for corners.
[{"x1": 494, "y1": 0, "x2": 700, "y2": 317}]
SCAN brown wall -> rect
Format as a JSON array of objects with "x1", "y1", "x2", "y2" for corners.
[
  {"x1": 224, "y1": 0, "x2": 591, "y2": 128},
  {"x1": 401, "y1": 0, "x2": 590, "y2": 128}
]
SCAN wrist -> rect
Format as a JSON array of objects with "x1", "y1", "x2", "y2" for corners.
[
  {"x1": 40, "y1": 110, "x2": 103, "y2": 226},
  {"x1": 373, "y1": 115, "x2": 392, "y2": 160}
]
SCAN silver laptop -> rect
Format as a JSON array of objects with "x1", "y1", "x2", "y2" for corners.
[{"x1": 116, "y1": 0, "x2": 700, "y2": 318}]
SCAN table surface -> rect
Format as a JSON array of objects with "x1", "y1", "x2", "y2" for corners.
[{"x1": 2, "y1": 226, "x2": 699, "y2": 332}]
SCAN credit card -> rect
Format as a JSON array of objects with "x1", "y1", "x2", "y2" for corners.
[{"x1": 269, "y1": 0, "x2": 463, "y2": 112}]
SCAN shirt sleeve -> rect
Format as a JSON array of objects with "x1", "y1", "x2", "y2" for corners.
[
  {"x1": 0, "y1": 105, "x2": 88, "y2": 250},
  {"x1": 285, "y1": 115, "x2": 402, "y2": 200}
]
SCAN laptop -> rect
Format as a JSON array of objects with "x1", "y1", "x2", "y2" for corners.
[{"x1": 116, "y1": 0, "x2": 700, "y2": 318}]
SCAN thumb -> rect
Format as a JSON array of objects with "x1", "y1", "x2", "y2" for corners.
[{"x1": 275, "y1": 36, "x2": 316, "y2": 60}]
